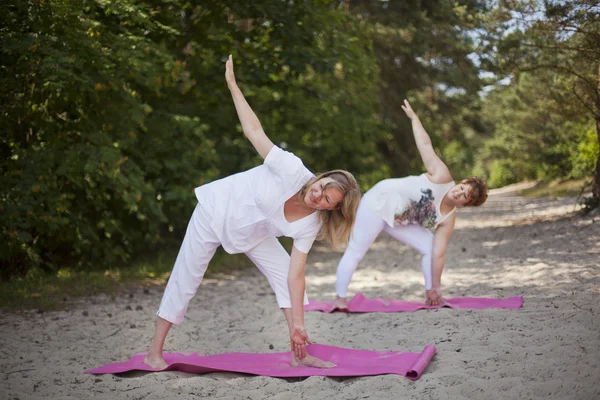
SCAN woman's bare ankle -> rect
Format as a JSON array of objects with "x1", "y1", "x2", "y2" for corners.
[
  {"x1": 333, "y1": 296, "x2": 348, "y2": 309},
  {"x1": 143, "y1": 347, "x2": 168, "y2": 369}
]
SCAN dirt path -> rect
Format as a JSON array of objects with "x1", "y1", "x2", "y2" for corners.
[{"x1": 1, "y1": 190, "x2": 599, "y2": 400}]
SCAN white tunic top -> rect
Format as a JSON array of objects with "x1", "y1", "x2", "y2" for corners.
[
  {"x1": 194, "y1": 146, "x2": 321, "y2": 254},
  {"x1": 364, "y1": 174, "x2": 456, "y2": 230}
]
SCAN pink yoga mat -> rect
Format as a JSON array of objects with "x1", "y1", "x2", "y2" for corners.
[
  {"x1": 306, "y1": 292, "x2": 524, "y2": 313},
  {"x1": 86, "y1": 344, "x2": 436, "y2": 380}
]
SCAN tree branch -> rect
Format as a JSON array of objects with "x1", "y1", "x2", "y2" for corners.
[
  {"x1": 572, "y1": 84, "x2": 598, "y2": 116},
  {"x1": 514, "y1": 63, "x2": 596, "y2": 91},
  {"x1": 520, "y1": 42, "x2": 600, "y2": 55}
]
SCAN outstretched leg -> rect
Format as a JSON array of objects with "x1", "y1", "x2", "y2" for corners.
[
  {"x1": 144, "y1": 203, "x2": 220, "y2": 368},
  {"x1": 335, "y1": 200, "x2": 386, "y2": 302},
  {"x1": 383, "y1": 223, "x2": 434, "y2": 289}
]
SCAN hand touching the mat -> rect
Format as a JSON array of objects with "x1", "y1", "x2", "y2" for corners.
[
  {"x1": 289, "y1": 326, "x2": 336, "y2": 369},
  {"x1": 290, "y1": 325, "x2": 312, "y2": 359},
  {"x1": 426, "y1": 287, "x2": 443, "y2": 306}
]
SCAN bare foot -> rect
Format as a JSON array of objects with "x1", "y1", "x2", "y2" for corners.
[
  {"x1": 291, "y1": 353, "x2": 336, "y2": 369},
  {"x1": 143, "y1": 354, "x2": 168, "y2": 370},
  {"x1": 333, "y1": 297, "x2": 349, "y2": 311}
]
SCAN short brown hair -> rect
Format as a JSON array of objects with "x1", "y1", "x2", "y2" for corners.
[{"x1": 460, "y1": 176, "x2": 488, "y2": 207}]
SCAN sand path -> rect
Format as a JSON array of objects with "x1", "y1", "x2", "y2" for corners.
[{"x1": 1, "y1": 188, "x2": 599, "y2": 399}]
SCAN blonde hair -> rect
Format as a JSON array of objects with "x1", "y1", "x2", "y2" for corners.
[
  {"x1": 460, "y1": 176, "x2": 488, "y2": 207},
  {"x1": 298, "y1": 170, "x2": 362, "y2": 250}
]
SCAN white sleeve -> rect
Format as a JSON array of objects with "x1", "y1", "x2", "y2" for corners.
[
  {"x1": 263, "y1": 145, "x2": 307, "y2": 181},
  {"x1": 292, "y1": 220, "x2": 321, "y2": 254},
  {"x1": 293, "y1": 235, "x2": 317, "y2": 254}
]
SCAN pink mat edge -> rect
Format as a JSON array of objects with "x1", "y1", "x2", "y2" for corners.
[
  {"x1": 306, "y1": 292, "x2": 524, "y2": 313},
  {"x1": 85, "y1": 343, "x2": 437, "y2": 379}
]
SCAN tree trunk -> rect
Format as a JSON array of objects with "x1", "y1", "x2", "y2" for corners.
[
  {"x1": 595, "y1": 65, "x2": 600, "y2": 202},
  {"x1": 594, "y1": 117, "x2": 600, "y2": 200}
]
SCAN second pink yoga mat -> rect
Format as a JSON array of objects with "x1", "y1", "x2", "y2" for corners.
[
  {"x1": 86, "y1": 343, "x2": 436, "y2": 380},
  {"x1": 306, "y1": 292, "x2": 524, "y2": 313}
]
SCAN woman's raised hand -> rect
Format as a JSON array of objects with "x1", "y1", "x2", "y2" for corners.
[
  {"x1": 225, "y1": 54, "x2": 237, "y2": 88},
  {"x1": 401, "y1": 99, "x2": 418, "y2": 120}
]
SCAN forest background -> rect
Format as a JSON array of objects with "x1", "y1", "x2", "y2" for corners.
[{"x1": 1, "y1": 0, "x2": 598, "y2": 290}]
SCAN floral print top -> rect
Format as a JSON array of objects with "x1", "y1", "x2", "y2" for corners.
[
  {"x1": 364, "y1": 174, "x2": 456, "y2": 230},
  {"x1": 393, "y1": 188, "x2": 438, "y2": 229}
]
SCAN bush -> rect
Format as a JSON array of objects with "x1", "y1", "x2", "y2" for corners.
[
  {"x1": 570, "y1": 125, "x2": 599, "y2": 179},
  {"x1": 488, "y1": 159, "x2": 516, "y2": 188},
  {"x1": 0, "y1": 0, "x2": 383, "y2": 279}
]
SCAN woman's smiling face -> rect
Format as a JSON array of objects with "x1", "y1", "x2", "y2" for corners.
[
  {"x1": 303, "y1": 177, "x2": 344, "y2": 211},
  {"x1": 449, "y1": 183, "x2": 472, "y2": 206}
]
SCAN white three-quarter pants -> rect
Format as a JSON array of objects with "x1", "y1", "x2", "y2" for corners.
[
  {"x1": 157, "y1": 203, "x2": 307, "y2": 325},
  {"x1": 335, "y1": 199, "x2": 434, "y2": 298}
]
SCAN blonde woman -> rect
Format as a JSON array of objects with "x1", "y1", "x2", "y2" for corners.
[{"x1": 144, "y1": 56, "x2": 361, "y2": 370}]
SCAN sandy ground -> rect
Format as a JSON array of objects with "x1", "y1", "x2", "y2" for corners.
[{"x1": 1, "y1": 188, "x2": 599, "y2": 400}]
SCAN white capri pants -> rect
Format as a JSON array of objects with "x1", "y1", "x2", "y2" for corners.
[
  {"x1": 336, "y1": 199, "x2": 434, "y2": 298},
  {"x1": 157, "y1": 203, "x2": 307, "y2": 325}
]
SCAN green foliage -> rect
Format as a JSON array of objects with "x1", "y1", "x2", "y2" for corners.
[
  {"x1": 476, "y1": 47, "x2": 598, "y2": 188},
  {"x1": 571, "y1": 125, "x2": 599, "y2": 179},
  {"x1": 476, "y1": 75, "x2": 598, "y2": 187},
  {"x1": 487, "y1": 159, "x2": 517, "y2": 188},
  {"x1": 348, "y1": 1, "x2": 490, "y2": 178},
  {"x1": 482, "y1": 0, "x2": 600, "y2": 195},
  {"x1": 2, "y1": 0, "x2": 595, "y2": 282},
  {"x1": 0, "y1": 0, "x2": 198, "y2": 275},
  {"x1": 442, "y1": 139, "x2": 475, "y2": 181},
  {"x1": 0, "y1": 0, "x2": 383, "y2": 279}
]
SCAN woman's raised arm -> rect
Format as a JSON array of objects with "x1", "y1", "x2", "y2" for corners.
[
  {"x1": 225, "y1": 55, "x2": 274, "y2": 158},
  {"x1": 401, "y1": 100, "x2": 451, "y2": 183}
]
